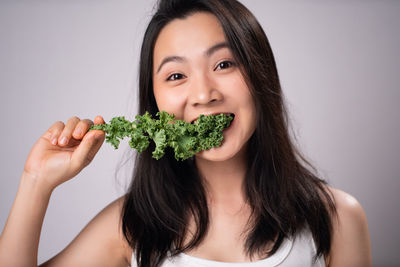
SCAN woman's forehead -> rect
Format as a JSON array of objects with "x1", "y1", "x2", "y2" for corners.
[{"x1": 153, "y1": 12, "x2": 226, "y2": 66}]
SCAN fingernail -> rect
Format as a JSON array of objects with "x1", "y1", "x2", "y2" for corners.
[
  {"x1": 51, "y1": 138, "x2": 57, "y2": 145},
  {"x1": 59, "y1": 136, "x2": 67, "y2": 145}
]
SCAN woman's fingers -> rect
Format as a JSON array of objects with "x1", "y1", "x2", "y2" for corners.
[
  {"x1": 44, "y1": 121, "x2": 65, "y2": 145},
  {"x1": 94, "y1": 115, "x2": 105, "y2": 125},
  {"x1": 72, "y1": 119, "x2": 94, "y2": 140},
  {"x1": 70, "y1": 129, "x2": 105, "y2": 172},
  {"x1": 62, "y1": 115, "x2": 105, "y2": 174},
  {"x1": 58, "y1": 116, "x2": 80, "y2": 147},
  {"x1": 43, "y1": 117, "x2": 97, "y2": 148}
]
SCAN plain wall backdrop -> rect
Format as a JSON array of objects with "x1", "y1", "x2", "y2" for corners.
[{"x1": 0, "y1": 1, "x2": 399, "y2": 266}]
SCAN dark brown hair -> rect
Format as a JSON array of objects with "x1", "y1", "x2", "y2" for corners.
[{"x1": 122, "y1": 0, "x2": 336, "y2": 266}]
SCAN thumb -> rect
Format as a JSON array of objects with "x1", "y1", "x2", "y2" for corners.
[{"x1": 70, "y1": 130, "x2": 105, "y2": 174}]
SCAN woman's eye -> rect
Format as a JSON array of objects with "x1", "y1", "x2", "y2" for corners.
[
  {"x1": 166, "y1": 73, "x2": 185, "y2": 81},
  {"x1": 215, "y1": 61, "x2": 235, "y2": 71}
]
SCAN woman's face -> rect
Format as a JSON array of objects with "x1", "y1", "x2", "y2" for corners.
[{"x1": 152, "y1": 12, "x2": 256, "y2": 162}]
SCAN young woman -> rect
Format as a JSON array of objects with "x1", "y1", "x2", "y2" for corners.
[{"x1": 0, "y1": 0, "x2": 371, "y2": 266}]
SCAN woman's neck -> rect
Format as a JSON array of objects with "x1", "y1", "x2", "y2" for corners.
[{"x1": 194, "y1": 146, "x2": 248, "y2": 208}]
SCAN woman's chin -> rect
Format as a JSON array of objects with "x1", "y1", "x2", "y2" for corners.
[{"x1": 194, "y1": 141, "x2": 240, "y2": 162}]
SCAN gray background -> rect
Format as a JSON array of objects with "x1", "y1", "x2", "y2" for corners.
[{"x1": 0, "y1": 1, "x2": 399, "y2": 266}]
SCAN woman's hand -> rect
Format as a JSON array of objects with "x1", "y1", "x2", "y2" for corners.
[{"x1": 23, "y1": 116, "x2": 106, "y2": 192}]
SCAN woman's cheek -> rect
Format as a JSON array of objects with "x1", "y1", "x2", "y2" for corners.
[{"x1": 156, "y1": 91, "x2": 185, "y2": 117}]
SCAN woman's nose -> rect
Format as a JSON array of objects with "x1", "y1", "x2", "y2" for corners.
[{"x1": 188, "y1": 74, "x2": 223, "y2": 106}]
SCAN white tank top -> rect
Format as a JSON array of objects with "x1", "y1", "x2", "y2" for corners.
[{"x1": 130, "y1": 228, "x2": 326, "y2": 267}]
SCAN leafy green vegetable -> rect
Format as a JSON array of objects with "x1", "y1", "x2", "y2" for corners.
[{"x1": 89, "y1": 111, "x2": 233, "y2": 161}]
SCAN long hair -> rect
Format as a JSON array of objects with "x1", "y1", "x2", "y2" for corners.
[{"x1": 122, "y1": 0, "x2": 336, "y2": 266}]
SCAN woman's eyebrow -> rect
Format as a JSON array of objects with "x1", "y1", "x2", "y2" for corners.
[
  {"x1": 156, "y1": 56, "x2": 186, "y2": 74},
  {"x1": 156, "y1": 42, "x2": 229, "y2": 74},
  {"x1": 205, "y1": 42, "x2": 229, "y2": 57}
]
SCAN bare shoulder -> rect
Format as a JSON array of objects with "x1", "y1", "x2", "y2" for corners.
[
  {"x1": 325, "y1": 186, "x2": 372, "y2": 267},
  {"x1": 40, "y1": 196, "x2": 133, "y2": 267}
]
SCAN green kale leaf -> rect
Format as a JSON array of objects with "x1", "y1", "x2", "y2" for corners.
[{"x1": 90, "y1": 111, "x2": 233, "y2": 161}]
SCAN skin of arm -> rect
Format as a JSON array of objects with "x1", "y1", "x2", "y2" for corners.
[
  {"x1": 0, "y1": 172, "x2": 52, "y2": 267},
  {"x1": 39, "y1": 196, "x2": 132, "y2": 267},
  {"x1": 326, "y1": 187, "x2": 372, "y2": 267},
  {"x1": 0, "y1": 173, "x2": 131, "y2": 267}
]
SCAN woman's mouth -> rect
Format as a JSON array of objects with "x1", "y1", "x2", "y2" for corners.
[
  {"x1": 190, "y1": 112, "x2": 235, "y2": 124},
  {"x1": 223, "y1": 113, "x2": 236, "y2": 131}
]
